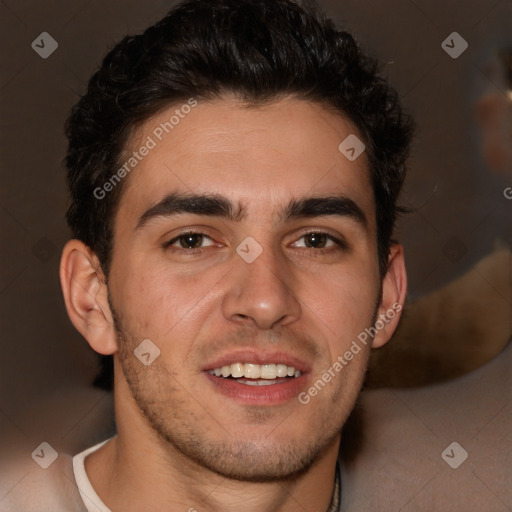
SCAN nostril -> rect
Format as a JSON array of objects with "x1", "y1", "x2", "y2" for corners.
[{"x1": 231, "y1": 313, "x2": 251, "y2": 324}]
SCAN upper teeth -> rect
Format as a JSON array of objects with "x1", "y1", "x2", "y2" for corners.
[{"x1": 210, "y1": 363, "x2": 301, "y2": 379}]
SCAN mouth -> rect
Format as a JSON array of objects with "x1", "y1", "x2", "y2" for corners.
[
  {"x1": 203, "y1": 354, "x2": 309, "y2": 405},
  {"x1": 209, "y1": 362, "x2": 301, "y2": 386}
]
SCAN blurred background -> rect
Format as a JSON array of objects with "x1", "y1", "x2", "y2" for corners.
[{"x1": 1, "y1": 0, "x2": 511, "y2": 505}]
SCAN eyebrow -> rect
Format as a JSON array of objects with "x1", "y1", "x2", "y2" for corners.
[
  {"x1": 284, "y1": 196, "x2": 367, "y2": 227},
  {"x1": 135, "y1": 193, "x2": 367, "y2": 230},
  {"x1": 136, "y1": 193, "x2": 243, "y2": 229}
]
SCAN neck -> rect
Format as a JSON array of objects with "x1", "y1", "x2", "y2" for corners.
[{"x1": 85, "y1": 375, "x2": 340, "y2": 512}]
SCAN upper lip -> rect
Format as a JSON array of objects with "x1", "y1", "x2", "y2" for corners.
[{"x1": 203, "y1": 350, "x2": 311, "y2": 374}]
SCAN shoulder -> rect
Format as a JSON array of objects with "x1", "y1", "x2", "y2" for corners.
[
  {"x1": 1, "y1": 384, "x2": 115, "y2": 511},
  {"x1": 340, "y1": 342, "x2": 512, "y2": 511},
  {"x1": 1, "y1": 451, "x2": 87, "y2": 512}
]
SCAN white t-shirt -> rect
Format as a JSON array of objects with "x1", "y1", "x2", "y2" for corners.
[
  {"x1": 71, "y1": 438, "x2": 341, "y2": 512},
  {"x1": 72, "y1": 439, "x2": 112, "y2": 512}
]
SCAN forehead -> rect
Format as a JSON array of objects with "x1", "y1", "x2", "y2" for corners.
[{"x1": 117, "y1": 96, "x2": 374, "y2": 225}]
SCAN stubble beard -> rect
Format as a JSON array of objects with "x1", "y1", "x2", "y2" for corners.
[{"x1": 110, "y1": 297, "x2": 370, "y2": 483}]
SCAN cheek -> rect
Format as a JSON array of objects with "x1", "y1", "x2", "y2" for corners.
[
  {"x1": 299, "y1": 264, "x2": 379, "y2": 333},
  {"x1": 111, "y1": 258, "x2": 225, "y2": 341}
]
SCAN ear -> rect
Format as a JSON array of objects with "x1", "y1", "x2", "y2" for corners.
[
  {"x1": 372, "y1": 243, "x2": 407, "y2": 348},
  {"x1": 59, "y1": 239, "x2": 118, "y2": 355}
]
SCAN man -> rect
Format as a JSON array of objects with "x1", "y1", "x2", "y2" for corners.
[{"x1": 56, "y1": 0, "x2": 411, "y2": 510}]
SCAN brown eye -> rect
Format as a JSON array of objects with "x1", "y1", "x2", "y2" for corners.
[
  {"x1": 291, "y1": 232, "x2": 346, "y2": 251},
  {"x1": 165, "y1": 232, "x2": 215, "y2": 250},
  {"x1": 178, "y1": 233, "x2": 204, "y2": 249},
  {"x1": 303, "y1": 232, "x2": 328, "y2": 248}
]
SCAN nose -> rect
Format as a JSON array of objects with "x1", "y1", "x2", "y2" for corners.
[{"x1": 222, "y1": 247, "x2": 302, "y2": 330}]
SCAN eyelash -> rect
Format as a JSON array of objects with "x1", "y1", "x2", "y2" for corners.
[
  {"x1": 162, "y1": 230, "x2": 214, "y2": 254},
  {"x1": 163, "y1": 230, "x2": 347, "y2": 254},
  {"x1": 293, "y1": 231, "x2": 347, "y2": 252}
]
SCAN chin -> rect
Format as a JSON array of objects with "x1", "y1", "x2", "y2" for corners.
[
  {"x1": 151, "y1": 420, "x2": 341, "y2": 483},
  {"x1": 172, "y1": 440, "x2": 320, "y2": 482}
]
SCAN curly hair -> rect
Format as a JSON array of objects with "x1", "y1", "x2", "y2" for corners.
[{"x1": 65, "y1": 0, "x2": 413, "y2": 390}]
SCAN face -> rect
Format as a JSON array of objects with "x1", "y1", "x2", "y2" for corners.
[{"x1": 108, "y1": 96, "x2": 383, "y2": 481}]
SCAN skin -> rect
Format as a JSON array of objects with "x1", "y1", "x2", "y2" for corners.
[{"x1": 60, "y1": 96, "x2": 407, "y2": 512}]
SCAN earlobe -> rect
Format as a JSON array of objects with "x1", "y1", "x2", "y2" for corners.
[
  {"x1": 59, "y1": 240, "x2": 118, "y2": 355},
  {"x1": 372, "y1": 243, "x2": 407, "y2": 348}
]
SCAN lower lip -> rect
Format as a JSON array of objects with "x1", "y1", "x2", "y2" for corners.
[{"x1": 204, "y1": 372, "x2": 308, "y2": 405}]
